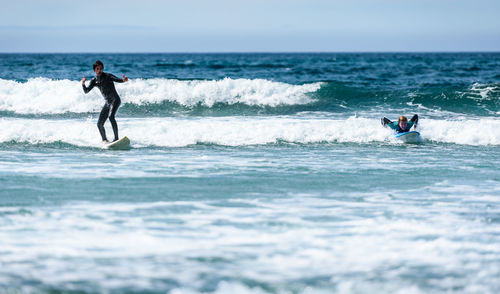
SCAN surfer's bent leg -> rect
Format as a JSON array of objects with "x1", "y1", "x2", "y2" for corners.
[
  {"x1": 109, "y1": 98, "x2": 121, "y2": 142},
  {"x1": 97, "y1": 103, "x2": 111, "y2": 141}
]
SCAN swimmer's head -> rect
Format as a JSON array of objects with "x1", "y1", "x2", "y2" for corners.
[{"x1": 398, "y1": 116, "x2": 408, "y2": 129}]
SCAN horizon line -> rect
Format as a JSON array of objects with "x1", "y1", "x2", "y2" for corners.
[{"x1": 1, "y1": 50, "x2": 500, "y2": 54}]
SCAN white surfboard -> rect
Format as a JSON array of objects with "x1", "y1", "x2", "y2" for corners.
[
  {"x1": 104, "y1": 136, "x2": 131, "y2": 150},
  {"x1": 394, "y1": 131, "x2": 422, "y2": 144}
]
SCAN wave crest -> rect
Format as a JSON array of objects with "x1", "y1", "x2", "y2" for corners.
[
  {"x1": 0, "y1": 78, "x2": 322, "y2": 114},
  {"x1": 1, "y1": 117, "x2": 499, "y2": 147}
]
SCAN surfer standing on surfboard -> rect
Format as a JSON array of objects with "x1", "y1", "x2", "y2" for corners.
[
  {"x1": 82, "y1": 60, "x2": 128, "y2": 143},
  {"x1": 381, "y1": 115, "x2": 418, "y2": 133}
]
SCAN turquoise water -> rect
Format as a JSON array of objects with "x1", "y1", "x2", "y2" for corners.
[{"x1": 0, "y1": 53, "x2": 499, "y2": 294}]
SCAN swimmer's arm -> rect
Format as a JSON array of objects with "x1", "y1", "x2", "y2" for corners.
[
  {"x1": 82, "y1": 77, "x2": 96, "y2": 94},
  {"x1": 386, "y1": 121, "x2": 398, "y2": 130},
  {"x1": 381, "y1": 117, "x2": 398, "y2": 130},
  {"x1": 409, "y1": 114, "x2": 418, "y2": 128},
  {"x1": 388, "y1": 122, "x2": 399, "y2": 130}
]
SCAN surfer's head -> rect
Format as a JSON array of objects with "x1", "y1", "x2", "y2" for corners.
[
  {"x1": 398, "y1": 116, "x2": 408, "y2": 129},
  {"x1": 93, "y1": 60, "x2": 104, "y2": 76}
]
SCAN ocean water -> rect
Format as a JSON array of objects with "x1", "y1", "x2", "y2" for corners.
[{"x1": 0, "y1": 53, "x2": 499, "y2": 294}]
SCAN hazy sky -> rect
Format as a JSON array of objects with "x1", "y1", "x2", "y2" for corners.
[{"x1": 1, "y1": 0, "x2": 499, "y2": 52}]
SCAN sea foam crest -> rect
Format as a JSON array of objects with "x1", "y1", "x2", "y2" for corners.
[
  {"x1": 0, "y1": 78, "x2": 102, "y2": 114},
  {"x1": 123, "y1": 78, "x2": 321, "y2": 107},
  {"x1": 470, "y1": 83, "x2": 500, "y2": 100},
  {"x1": 1, "y1": 117, "x2": 499, "y2": 147},
  {"x1": 0, "y1": 78, "x2": 322, "y2": 114}
]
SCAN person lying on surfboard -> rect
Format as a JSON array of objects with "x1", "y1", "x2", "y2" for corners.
[
  {"x1": 81, "y1": 60, "x2": 128, "y2": 143},
  {"x1": 381, "y1": 115, "x2": 418, "y2": 133}
]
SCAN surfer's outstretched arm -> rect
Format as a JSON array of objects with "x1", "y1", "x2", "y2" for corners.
[
  {"x1": 381, "y1": 117, "x2": 399, "y2": 130},
  {"x1": 108, "y1": 73, "x2": 128, "y2": 83},
  {"x1": 82, "y1": 77, "x2": 96, "y2": 94},
  {"x1": 381, "y1": 117, "x2": 391, "y2": 127},
  {"x1": 381, "y1": 117, "x2": 395, "y2": 128}
]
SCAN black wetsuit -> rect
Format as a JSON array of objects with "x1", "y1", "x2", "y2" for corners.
[{"x1": 82, "y1": 72, "x2": 124, "y2": 141}]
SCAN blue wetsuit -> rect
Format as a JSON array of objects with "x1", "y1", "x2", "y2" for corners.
[
  {"x1": 381, "y1": 115, "x2": 418, "y2": 133},
  {"x1": 82, "y1": 72, "x2": 124, "y2": 141}
]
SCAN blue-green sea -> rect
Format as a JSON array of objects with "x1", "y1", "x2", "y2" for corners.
[{"x1": 1, "y1": 53, "x2": 499, "y2": 294}]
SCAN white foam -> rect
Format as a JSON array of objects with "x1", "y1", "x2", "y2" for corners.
[
  {"x1": 170, "y1": 282, "x2": 270, "y2": 294},
  {"x1": 0, "y1": 116, "x2": 388, "y2": 148},
  {"x1": 1, "y1": 116, "x2": 499, "y2": 147},
  {"x1": 470, "y1": 83, "x2": 499, "y2": 100},
  {"x1": 0, "y1": 117, "x2": 100, "y2": 147},
  {"x1": 0, "y1": 78, "x2": 322, "y2": 114},
  {"x1": 0, "y1": 78, "x2": 102, "y2": 114},
  {"x1": 122, "y1": 78, "x2": 321, "y2": 107},
  {"x1": 419, "y1": 118, "x2": 500, "y2": 145},
  {"x1": 0, "y1": 193, "x2": 498, "y2": 293}
]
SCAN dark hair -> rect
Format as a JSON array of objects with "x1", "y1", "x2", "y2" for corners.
[{"x1": 93, "y1": 60, "x2": 104, "y2": 70}]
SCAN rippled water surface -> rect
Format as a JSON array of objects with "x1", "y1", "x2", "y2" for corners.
[{"x1": 1, "y1": 53, "x2": 499, "y2": 293}]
